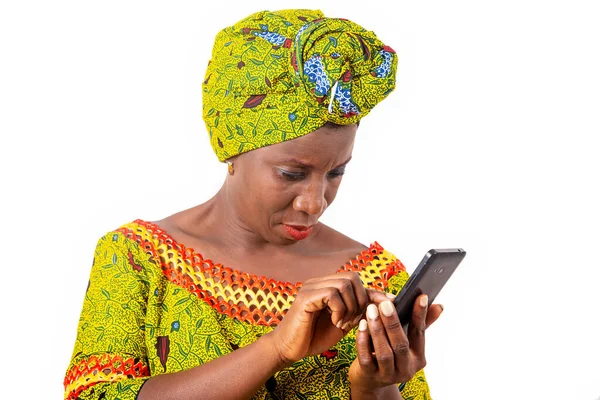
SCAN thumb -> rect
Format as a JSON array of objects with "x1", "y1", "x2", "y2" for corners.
[
  {"x1": 425, "y1": 304, "x2": 444, "y2": 328},
  {"x1": 366, "y1": 288, "x2": 396, "y2": 305}
]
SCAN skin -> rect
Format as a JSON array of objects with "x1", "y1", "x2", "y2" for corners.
[{"x1": 138, "y1": 123, "x2": 444, "y2": 400}]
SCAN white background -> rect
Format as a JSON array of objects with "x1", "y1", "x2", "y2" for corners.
[{"x1": 1, "y1": 0, "x2": 599, "y2": 399}]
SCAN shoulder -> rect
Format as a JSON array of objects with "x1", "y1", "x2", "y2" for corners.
[
  {"x1": 311, "y1": 223, "x2": 403, "y2": 262},
  {"x1": 88, "y1": 220, "x2": 165, "y2": 281},
  {"x1": 302, "y1": 222, "x2": 376, "y2": 265},
  {"x1": 92, "y1": 219, "x2": 158, "y2": 264},
  {"x1": 310, "y1": 222, "x2": 368, "y2": 258},
  {"x1": 314, "y1": 224, "x2": 410, "y2": 292},
  {"x1": 93, "y1": 220, "x2": 143, "y2": 247}
]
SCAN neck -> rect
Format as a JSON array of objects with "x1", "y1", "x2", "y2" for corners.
[
  {"x1": 181, "y1": 182, "x2": 288, "y2": 258},
  {"x1": 217, "y1": 183, "x2": 271, "y2": 248}
]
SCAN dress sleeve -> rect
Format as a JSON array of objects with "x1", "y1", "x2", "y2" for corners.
[
  {"x1": 64, "y1": 232, "x2": 152, "y2": 400},
  {"x1": 384, "y1": 251, "x2": 433, "y2": 400}
]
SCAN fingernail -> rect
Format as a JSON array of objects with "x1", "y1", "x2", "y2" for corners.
[
  {"x1": 386, "y1": 292, "x2": 396, "y2": 299},
  {"x1": 439, "y1": 304, "x2": 444, "y2": 312},
  {"x1": 380, "y1": 300, "x2": 394, "y2": 317},
  {"x1": 367, "y1": 304, "x2": 379, "y2": 320},
  {"x1": 342, "y1": 321, "x2": 352, "y2": 331},
  {"x1": 336, "y1": 320, "x2": 343, "y2": 329},
  {"x1": 359, "y1": 319, "x2": 368, "y2": 331},
  {"x1": 420, "y1": 295, "x2": 429, "y2": 308}
]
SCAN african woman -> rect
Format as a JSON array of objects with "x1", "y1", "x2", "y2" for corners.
[{"x1": 65, "y1": 9, "x2": 442, "y2": 400}]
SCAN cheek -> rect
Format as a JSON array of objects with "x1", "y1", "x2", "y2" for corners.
[
  {"x1": 255, "y1": 176, "x2": 296, "y2": 211},
  {"x1": 265, "y1": 187, "x2": 296, "y2": 209},
  {"x1": 324, "y1": 181, "x2": 341, "y2": 205}
]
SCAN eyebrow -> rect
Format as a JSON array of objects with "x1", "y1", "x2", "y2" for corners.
[{"x1": 282, "y1": 156, "x2": 353, "y2": 169}]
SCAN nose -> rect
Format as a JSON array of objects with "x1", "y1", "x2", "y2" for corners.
[{"x1": 293, "y1": 179, "x2": 327, "y2": 216}]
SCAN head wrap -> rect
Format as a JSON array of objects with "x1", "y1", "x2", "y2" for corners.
[{"x1": 202, "y1": 9, "x2": 398, "y2": 162}]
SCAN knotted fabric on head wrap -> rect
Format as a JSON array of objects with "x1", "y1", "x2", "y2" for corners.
[{"x1": 202, "y1": 9, "x2": 398, "y2": 162}]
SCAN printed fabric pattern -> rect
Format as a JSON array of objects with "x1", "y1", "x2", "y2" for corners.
[
  {"x1": 65, "y1": 220, "x2": 430, "y2": 399},
  {"x1": 202, "y1": 9, "x2": 398, "y2": 162}
]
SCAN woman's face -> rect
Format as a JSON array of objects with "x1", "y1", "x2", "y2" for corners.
[{"x1": 228, "y1": 123, "x2": 357, "y2": 245}]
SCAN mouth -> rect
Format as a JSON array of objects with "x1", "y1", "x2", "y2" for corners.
[{"x1": 282, "y1": 224, "x2": 314, "y2": 241}]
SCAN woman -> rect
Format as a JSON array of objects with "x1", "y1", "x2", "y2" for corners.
[{"x1": 65, "y1": 9, "x2": 443, "y2": 400}]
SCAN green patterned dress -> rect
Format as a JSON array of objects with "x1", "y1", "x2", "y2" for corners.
[{"x1": 64, "y1": 220, "x2": 431, "y2": 399}]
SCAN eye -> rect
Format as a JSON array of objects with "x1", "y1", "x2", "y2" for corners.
[
  {"x1": 278, "y1": 168, "x2": 345, "y2": 181},
  {"x1": 280, "y1": 170, "x2": 305, "y2": 181},
  {"x1": 328, "y1": 169, "x2": 345, "y2": 179}
]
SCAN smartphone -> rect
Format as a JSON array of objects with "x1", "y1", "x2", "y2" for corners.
[{"x1": 393, "y1": 248, "x2": 466, "y2": 330}]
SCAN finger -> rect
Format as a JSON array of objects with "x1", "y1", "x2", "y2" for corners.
[
  {"x1": 355, "y1": 319, "x2": 377, "y2": 374},
  {"x1": 348, "y1": 273, "x2": 369, "y2": 322},
  {"x1": 378, "y1": 300, "x2": 411, "y2": 368},
  {"x1": 318, "y1": 272, "x2": 368, "y2": 314},
  {"x1": 425, "y1": 304, "x2": 444, "y2": 328},
  {"x1": 331, "y1": 275, "x2": 362, "y2": 327},
  {"x1": 302, "y1": 278, "x2": 358, "y2": 328},
  {"x1": 350, "y1": 289, "x2": 395, "y2": 329},
  {"x1": 367, "y1": 288, "x2": 397, "y2": 305},
  {"x1": 340, "y1": 273, "x2": 370, "y2": 330},
  {"x1": 408, "y1": 294, "x2": 428, "y2": 364},
  {"x1": 302, "y1": 288, "x2": 346, "y2": 327},
  {"x1": 366, "y1": 304, "x2": 395, "y2": 379}
]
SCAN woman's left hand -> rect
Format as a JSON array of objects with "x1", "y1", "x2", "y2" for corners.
[{"x1": 347, "y1": 294, "x2": 443, "y2": 396}]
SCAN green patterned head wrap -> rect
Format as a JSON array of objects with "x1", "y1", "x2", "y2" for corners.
[{"x1": 202, "y1": 9, "x2": 398, "y2": 162}]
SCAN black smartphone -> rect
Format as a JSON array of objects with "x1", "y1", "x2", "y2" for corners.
[{"x1": 393, "y1": 248, "x2": 466, "y2": 330}]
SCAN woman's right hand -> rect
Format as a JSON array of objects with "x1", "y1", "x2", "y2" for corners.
[{"x1": 269, "y1": 272, "x2": 392, "y2": 366}]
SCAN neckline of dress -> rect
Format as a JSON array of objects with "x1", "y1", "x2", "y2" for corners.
[{"x1": 132, "y1": 219, "x2": 382, "y2": 288}]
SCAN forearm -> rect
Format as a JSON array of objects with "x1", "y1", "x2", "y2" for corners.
[
  {"x1": 138, "y1": 331, "x2": 288, "y2": 400},
  {"x1": 351, "y1": 384, "x2": 403, "y2": 400}
]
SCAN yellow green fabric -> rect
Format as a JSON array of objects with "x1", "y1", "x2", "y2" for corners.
[
  {"x1": 64, "y1": 220, "x2": 431, "y2": 399},
  {"x1": 202, "y1": 9, "x2": 398, "y2": 162}
]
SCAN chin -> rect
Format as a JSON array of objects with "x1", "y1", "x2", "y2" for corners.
[
  {"x1": 262, "y1": 225, "x2": 296, "y2": 245},
  {"x1": 271, "y1": 234, "x2": 298, "y2": 246}
]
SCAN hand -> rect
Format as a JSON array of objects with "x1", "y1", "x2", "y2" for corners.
[
  {"x1": 348, "y1": 294, "x2": 444, "y2": 394},
  {"x1": 270, "y1": 272, "x2": 393, "y2": 366}
]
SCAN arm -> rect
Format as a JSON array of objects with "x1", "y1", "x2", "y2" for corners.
[
  {"x1": 347, "y1": 250, "x2": 442, "y2": 400},
  {"x1": 348, "y1": 298, "x2": 438, "y2": 400},
  {"x1": 145, "y1": 275, "x2": 394, "y2": 399},
  {"x1": 64, "y1": 233, "x2": 152, "y2": 399},
  {"x1": 66, "y1": 233, "x2": 379, "y2": 399},
  {"x1": 65, "y1": 233, "x2": 291, "y2": 400},
  {"x1": 138, "y1": 331, "x2": 287, "y2": 400},
  {"x1": 352, "y1": 385, "x2": 403, "y2": 400}
]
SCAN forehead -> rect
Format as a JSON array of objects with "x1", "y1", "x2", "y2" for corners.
[{"x1": 261, "y1": 124, "x2": 357, "y2": 161}]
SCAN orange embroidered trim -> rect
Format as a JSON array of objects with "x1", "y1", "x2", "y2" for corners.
[
  {"x1": 63, "y1": 354, "x2": 149, "y2": 399},
  {"x1": 340, "y1": 243, "x2": 406, "y2": 289},
  {"x1": 116, "y1": 220, "x2": 402, "y2": 326},
  {"x1": 116, "y1": 221, "x2": 298, "y2": 326}
]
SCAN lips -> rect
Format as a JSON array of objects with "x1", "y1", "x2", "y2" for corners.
[
  {"x1": 286, "y1": 225, "x2": 311, "y2": 231},
  {"x1": 282, "y1": 224, "x2": 313, "y2": 241}
]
